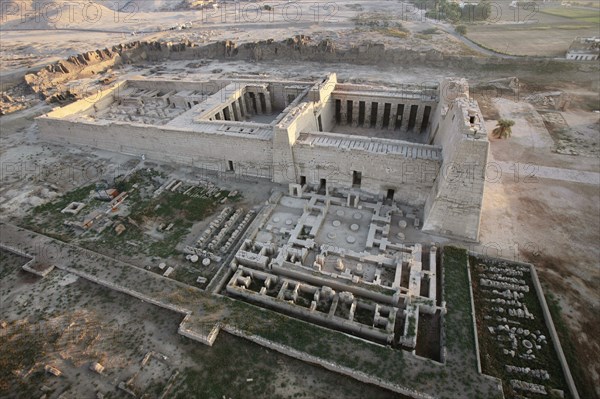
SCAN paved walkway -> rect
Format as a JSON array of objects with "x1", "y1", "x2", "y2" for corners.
[{"x1": 494, "y1": 161, "x2": 600, "y2": 185}]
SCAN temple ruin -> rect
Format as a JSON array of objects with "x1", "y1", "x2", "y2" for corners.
[{"x1": 37, "y1": 73, "x2": 489, "y2": 241}]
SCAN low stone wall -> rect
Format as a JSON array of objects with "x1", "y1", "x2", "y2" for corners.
[
  {"x1": 206, "y1": 204, "x2": 275, "y2": 294},
  {"x1": 0, "y1": 223, "x2": 505, "y2": 398},
  {"x1": 529, "y1": 263, "x2": 580, "y2": 399},
  {"x1": 22, "y1": 262, "x2": 54, "y2": 277},
  {"x1": 439, "y1": 251, "x2": 447, "y2": 365},
  {"x1": 467, "y1": 252, "x2": 580, "y2": 399},
  {"x1": 271, "y1": 264, "x2": 396, "y2": 305},
  {"x1": 226, "y1": 284, "x2": 393, "y2": 344},
  {"x1": 0, "y1": 243, "x2": 50, "y2": 276},
  {"x1": 54, "y1": 264, "x2": 192, "y2": 317},
  {"x1": 178, "y1": 315, "x2": 220, "y2": 346},
  {"x1": 0, "y1": 243, "x2": 33, "y2": 260},
  {"x1": 33, "y1": 241, "x2": 430, "y2": 397},
  {"x1": 466, "y1": 258, "x2": 483, "y2": 374},
  {"x1": 221, "y1": 324, "x2": 434, "y2": 399}
]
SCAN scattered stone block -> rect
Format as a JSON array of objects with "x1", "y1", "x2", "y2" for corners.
[
  {"x1": 114, "y1": 223, "x2": 126, "y2": 236},
  {"x1": 90, "y1": 362, "x2": 105, "y2": 374}
]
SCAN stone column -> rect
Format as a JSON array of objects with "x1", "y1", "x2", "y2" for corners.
[
  {"x1": 255, "y1": 92, "x2": 264, "y2": 115},
  {"x1": 340, "y1": 98, "x2": 347, "y2": 125},
  {"x1": 263, "y1": 91, "x2": 273, "y2": 114},
  {"x1": 352, "y1": 100, "x2": 360, "y2": 127},
  {"x1": 232, "y1": 102, "x2": 242, "y2": 121},
  {"x1": 364, "y1": 102, "x2": 373, "y2": 127},
  {"x1": 388, "y1": 103, "x2": 398, "y2": 131},
  {"x1": 243, "y1": 93, "x2": 253, "y2": 115},
  {"x1": 414, "y1": 105, "x2": 425, "y2": 133},
  {"x1": 227, "y1": 104, "x2": 235, "y2": 121},
  {"x1": 375, "y1": 102, "x2": 385, "y2": 129},
  {"x1": 238, "y1": 97, "x2": 246, "y2": 118},
  {"x1": 400, "y1": 103, "x2": 412, "y2": 133}
]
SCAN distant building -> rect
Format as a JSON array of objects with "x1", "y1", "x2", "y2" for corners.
[{"x1": 566, "y1": 37, "x2": 600, "y2": 61}]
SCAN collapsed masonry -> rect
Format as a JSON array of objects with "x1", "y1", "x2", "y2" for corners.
[
  {"x1": 226, "y1": 190, "x2": 441, "y2": 349},
  {"x1": 23, "y1": 35, "x2": 579, "y2": 103},
  {"x1": 37, "y1": 73, "x2": 488, "y2": 241}
]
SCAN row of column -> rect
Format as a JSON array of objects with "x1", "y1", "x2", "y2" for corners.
[
  {"x1": 243, "y1": 89, "x2": 273, "y2": 115},
  {"x1": 337, "y1": 99, "x2": 431, "y2": 134},
  {"x1": 209, "y1": 89, "x2": 273, "y2": 122}
]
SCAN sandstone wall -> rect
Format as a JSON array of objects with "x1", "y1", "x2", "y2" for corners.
[
  {"x1": 127, "y1": 79, "x2": 224, "y2": 94},
  {"x1": 37, "y1": 117, "x2": 274, "y2": 177},
  {"x1": 24, "y1": 36, "x2": 589, "y2": 105},
  {"x1": 291, "y1": 137, "x2": 440, "y2": 205},
  {"x1": 422, "y1": 91, "x2": 489, "y2": 241}
]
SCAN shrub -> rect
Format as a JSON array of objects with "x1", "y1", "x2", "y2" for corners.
[{"x1": 421, "y1": 28, "x2": 439, "y2": 35}]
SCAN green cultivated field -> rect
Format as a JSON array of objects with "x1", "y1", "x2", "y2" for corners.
[
  {"x1": 465, "y1": 3, "x2": 600, "y2": 56},
  {"x1": 539, "y1": 7, "x2": 600, "y2": 24}
]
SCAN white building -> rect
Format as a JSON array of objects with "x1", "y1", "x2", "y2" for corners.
[{"x1": 566, "y1": 37, "x2": 600, "y2": 61}]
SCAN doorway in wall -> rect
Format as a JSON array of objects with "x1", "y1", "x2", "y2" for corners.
[
  {"x1": 352, "y1": 171, "x2": 362, "y2": 188},
  {"x1": 318, "y1": 179, "x2": 327, "y2": 195},
  {"x1": 228, "y1": 160, "x2": 235, "y2": 172},
  {"x1": 387, "y1": 189, "x2": 395, "y2": 201}
]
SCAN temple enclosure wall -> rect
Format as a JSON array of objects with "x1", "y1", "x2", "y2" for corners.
[
  {"x1": 422, "y1": 79, "x2": 489, "y2": 241},
  {"x1": 36, "y1": 71, "x2": 489, "y2": 241},
  {"x1": 36, "y1": 117, "x2": 274, "y2": 175},
  {"x1": 291, "y1": 139, "x2": 439, "y2": 206}
]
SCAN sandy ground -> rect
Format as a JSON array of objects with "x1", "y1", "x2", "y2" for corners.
[
  {"x1": 0, "y1": 0, "x2": 481, "y2": 75},
  {"x1": 0, "y1": 254, "x2": 399, "y2": 398},
  {"x1": 1, "y1": 2, "x2": 599, "y2": 397},
  {"x1": 465, "y1": 1, "x2": 600, "y2": 57},
  {"x1": 0, "y1": 56, "x2": 598, "y2": 397},
  {"x1": 478, "y1": 97, "x2": 600, "y2": 397}
]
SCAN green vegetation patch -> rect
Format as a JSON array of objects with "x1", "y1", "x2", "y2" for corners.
[
  {"x1": 544, "y1": 290, "x2": 595, "y2": 399},
  {"x1": 469, "y1": 254, "x2": 572, "y2": 398},
  {"x1": 415, "y1": 0, "x2": 492, "y2": 23},
  {"x1": 376, "y1": 27, "x2": 410, "y2": 38},
  {"x1": 443, "y1": 246, "x2": 477, "y2": 358},
  {"x1": 540, "y1": 8, "x2": 600, "y2": 23},
  {"x1": 21, "y1": 169, "x2": 230, "y2": 261},
  {"x1": 130, "y1": 191, "x2": 216, "y2": 224},
  {"x1": 223, "y1": 297, "x2": 405, "y2": 382},
  {"x1": 31, "y1": 184, "x2": 95, "y2": 216},
  {"x1": 0, "y1": 249, "x2": 31, "y2": 279}
]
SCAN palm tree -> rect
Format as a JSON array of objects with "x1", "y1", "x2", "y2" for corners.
[{"x1": 492, "y1": 119, "x2": 515, "y2": 139}]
